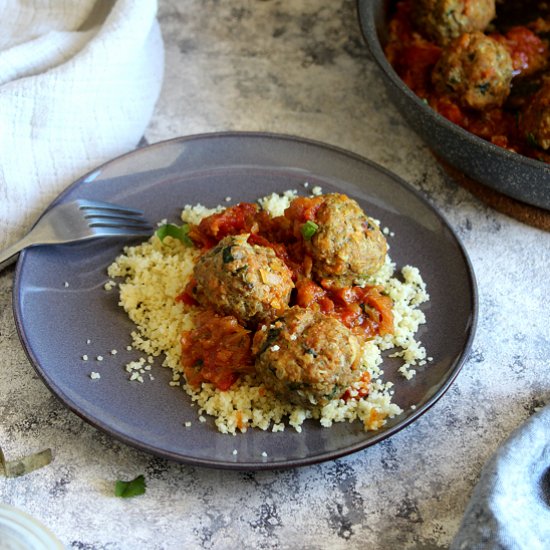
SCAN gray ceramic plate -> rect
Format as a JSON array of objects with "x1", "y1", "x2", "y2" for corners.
[{"x1": 13, "y1": 132, "x2": 477, "y2": 470}]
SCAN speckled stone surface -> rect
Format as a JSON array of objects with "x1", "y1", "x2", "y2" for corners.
[{"x1": 1, "y1": 1, "x2": 549, "y2": 548}]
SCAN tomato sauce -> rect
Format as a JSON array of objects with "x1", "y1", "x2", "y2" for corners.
[
  {"x1": 386, "y1": 0, "x2": 550, "y2": 161},
  {"x1": 295, "y1": 279, "x2": 394, "y2": 340},
  {"x1": 385, "y1": 1, "x2": 442, "y2": 97},
  {"x1": 186, "y1": 196, "x2": 319, "y2": 281},
  {"x1": 188, "y1": 202, "x2": 259, "y2": 249},
  {"x1": 179, "y1": 196, "x2": 394, "y2": 391},
  {"x1": 180, "y1": 310, "x2": 255, "y2": 391},
  {"x1": 493, "y1": 26, "x2": 547, "y2": 77}
]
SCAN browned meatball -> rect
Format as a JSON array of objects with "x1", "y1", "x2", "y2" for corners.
[
  {"x1": 192, "y1": 234, "x2": 294, "y2": 326},
  {"x1": 252, "y1": 307, "x2": 363, "y2": 408},
  {"x1": 413, "y1": 0, "x2": 496, "y2": 45},
  {"x1": 520, "y1": 78, "x2": 550, "y2": 150},
  {"x1": 432, "y1": 32, "x2": 513, "y2": 110},
  {"x1": 304, "y1": 193, "x2": 387, "y2": 286}
]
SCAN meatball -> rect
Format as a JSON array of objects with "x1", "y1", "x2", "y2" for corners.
[
  {"x1": 432, "y1": 32, "x2": 513, "y2": 110},
  {"x1": 304, "y1": 193, "x2": 387, "y2": 286},
  {"x1": 520, "y1": 78, "x2": 550, "y2": 150},
  {"x1": 252, "y1": 307, "x2": 363, "y2": 408},
  {"x1": 192, "y1": 234, "x2": 294, "y2": 325},
  {"x1": 413, "y1": 0, "x2": 496, "y2": 45}
]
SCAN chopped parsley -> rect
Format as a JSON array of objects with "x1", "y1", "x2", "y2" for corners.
[
  {"x1": 477, "y1": 82, "x2": 490, "y2": 95},
  {"x1": 305, "y1": 347, "x2": 318, "y2": 357},
  {"x1": 155, "y1": 223, "x2": 193, "y2": 246},
  {"x1": 114, "y1": 475, "x2": 146, "y2": 498},
  {"x1": 300, "y1": 220, "x2": 318, "y2": 240},
  {"x1": 222, "y1": 246, "x2": 235, "y2": 263},
  {"x1": 324, "y1": 384, "x2": 341, "y2": 401},
  {"x1": 527, "y1": 133, "x2": 539, "y2": 149},
  {"x1": 258, "y1": 328, "x2": 282, "y2": 354},
  {"x1": 0, "y1": 445, "x2": 52, "y2": 478}
]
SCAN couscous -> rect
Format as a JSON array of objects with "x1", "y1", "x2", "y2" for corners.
[{"x1": 107, "y1": 189, "x2": 430, "y2": 434}]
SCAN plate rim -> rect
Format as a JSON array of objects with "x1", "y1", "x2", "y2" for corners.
[{"x1": 12, "y1": 131, "x2": 478, "y2": 470}]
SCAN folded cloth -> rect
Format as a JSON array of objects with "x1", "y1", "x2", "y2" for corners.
[
  {"x1": 0, "y1": 0, "x2": 164, "y2": 250},
  {"x1": 451, "y1": 404, "x2": 550, "y2": 550}
]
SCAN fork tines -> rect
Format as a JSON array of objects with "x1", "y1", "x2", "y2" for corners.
[{"x1": 77, "y1": 199, "x2": 153, "y2": 230}]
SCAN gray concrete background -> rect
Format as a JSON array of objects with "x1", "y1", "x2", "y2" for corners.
[{"x1": 1, "y1": 1, "x2": 549, "y2": 548}]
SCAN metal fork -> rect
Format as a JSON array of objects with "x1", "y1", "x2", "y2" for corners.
[{"x1": 0, "y1": 199, "x2": 153, "y2": 272}]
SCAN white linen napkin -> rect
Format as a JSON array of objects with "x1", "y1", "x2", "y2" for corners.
[{"x1": 0, "y1": 0, "x2": 164, "y2": 250}]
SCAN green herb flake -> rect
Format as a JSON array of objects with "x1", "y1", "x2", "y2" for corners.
[
  {"x1": 222, "y1": 246, "x2": 235, "y2": 264},
  {"x1": 324, "y1": 384, "x2": 341, "y2": 401},
  {"x1": 155, "y1": 223, "x2": 194, "y2": 247},
  {"x1": 360, "y1": 302, "x2": 374, "y2": 315},
  {"x1": 477, "y1": 82, "x2": 490, "y2": 95},
  {"x1": 258, "y1": 328, "x2": 282, "y2": 355},
  {"x1": 0, "y1": 445, "x2": 52, "y2": 478},
  {"x1": 527, "y1": 133, "x2": 539, "y2": 149},
  {"x1": 300, "y1": 220, "x2": 319, "y2": 240},
  {"x1": 114, "y1": 474, "x2": 146, "y2": 498}
]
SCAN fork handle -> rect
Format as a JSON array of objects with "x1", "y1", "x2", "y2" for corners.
[{"x1": 0, "y1": 237, "x2": 33, "y2": 273}]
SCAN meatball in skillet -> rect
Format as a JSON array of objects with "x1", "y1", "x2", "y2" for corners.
[
  {"x1": 413, "y1": 0, "x2": 496, "y2": 45},
  {"x1": 192, "y1": 234, "x2": 294, "y2": 326},
  {"x1": 432, "y1": 31, "x2": 513, "y2": 110},
  {"x1": 520, "y1": 78, "x2": 550, "y2": 150},
  {"x1": 253, "y1": 307, "x2": 363, "y2": 408}
]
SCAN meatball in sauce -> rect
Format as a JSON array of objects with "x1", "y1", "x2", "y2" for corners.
[
  {"x1": 253, "y1": 307, "x2": 363, "y2": 408},
  {"x1": 301, "y1": 193, "x2": 387, "y2": 287},
  {"x1": 180, "y1": 193, "x2": 393, "y2": 396},
  {"x1": 192, "y1": 233, "x2": 294, "y2": 326}
]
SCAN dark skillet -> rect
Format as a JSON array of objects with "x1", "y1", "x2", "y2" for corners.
[{"x1": 357, "y1": 0, "x2": 550, "y2": 211}]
